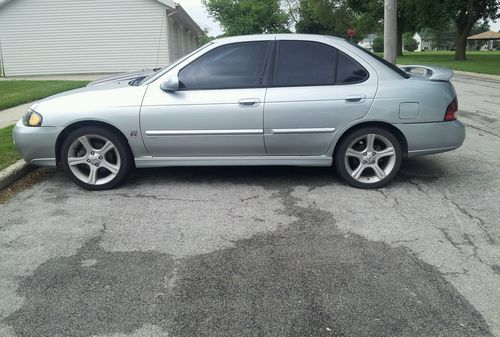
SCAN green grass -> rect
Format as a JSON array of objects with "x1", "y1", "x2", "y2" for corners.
[
  {"x1": 0, "y1": 125, "x2": 20, "y2": 170},
  {"x1": 395, "y1": 51, "x2": 500, "y2": 76},
  {"x1": 0, "y1": 80, "x2": 89, "y2": 111}
]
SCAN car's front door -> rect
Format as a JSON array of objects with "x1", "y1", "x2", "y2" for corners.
[
  {"x1": 140, "y1": 41, "x2": 271, "y2": 157},
  {"x1": 264, "y1": 40, "x2": 378, "y2": 155}
]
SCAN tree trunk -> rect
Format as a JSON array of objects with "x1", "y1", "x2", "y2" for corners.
[
  {"x1": 396, "y1": 23, "x2": 403, "y2": 57},
  {"x1": 454, "y1": 29, "x2": 468, "y2": 60}
]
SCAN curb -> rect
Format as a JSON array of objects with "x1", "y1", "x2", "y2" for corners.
[
  {"x1": 453, "y1": 70, "x2": 500, "y2": 81},
  {"x1": 0, "y1": 160, "x2": 36, "y2": 190}
]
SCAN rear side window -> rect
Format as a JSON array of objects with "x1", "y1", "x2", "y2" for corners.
[
  {"x1": 178, "y1": 41, "x2": 270, "y2": 90},
  {"x1": 273, "y1": 40, "x2": 368, "y2": 87}
]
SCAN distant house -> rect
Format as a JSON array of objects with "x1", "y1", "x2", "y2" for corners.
[
  {"x1": 413, "y1": 32, "x2": 435, "y2": 52},
  {"x1": 0, "y1": 0, "x2": 204, "y2": 76},
  {"x1": 357, "y1": 34, "x2": 379, "y2": 52}
]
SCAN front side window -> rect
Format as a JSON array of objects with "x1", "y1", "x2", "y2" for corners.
[
  {"x1": 178, "y1": 41, "x2": 270, "y2": 90},
  {"x1": 273, "y1": 40, "x2": 368, "y2": 87}
]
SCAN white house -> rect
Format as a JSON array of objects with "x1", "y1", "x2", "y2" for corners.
[
  {"x1": 413, "y1": 32, "x2": 434, "y2": 52},
  {"x1": 0, "y1": 0, "x2": 204, "y2": 76},
  {"x1": 357, "y1": 34, "x2": 378, "y2": 52}
]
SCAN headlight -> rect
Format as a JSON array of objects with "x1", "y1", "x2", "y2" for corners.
[{"x1": 23, "y1": 109, "x2": 43, "y2": 127}]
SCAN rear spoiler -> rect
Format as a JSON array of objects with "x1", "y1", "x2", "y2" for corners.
[{"x1": 399, "y1": 65, "x2": 454, "y2": 82}]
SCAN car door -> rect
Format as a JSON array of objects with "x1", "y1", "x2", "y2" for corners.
[
  {"x1": 140, "y1": 41, "x2": 272, "y2": 157},
  {"x1": 264, "y1": 40, "x2": 378, "y2": 155}
]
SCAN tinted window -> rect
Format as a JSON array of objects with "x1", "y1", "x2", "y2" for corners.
[
  {"x1": 274, "y1": 41, "x2": 338, "y2": 86},
  {"x1": 336, "y1": 51, "x2": 369, "y2": 84},
  {"x1": 273, "y1": 41, "x2": 368, "y2": 87},
  {"x1": 178, "y1": 41, "x2": 270, "y2": 90},
  {"x1": 350, "y1": 42, "x2": 410, "y2": 79}
]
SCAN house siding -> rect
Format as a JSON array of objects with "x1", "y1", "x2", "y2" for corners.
[{"x1": 0, "y1": 0, "x2": 198, "y2": 76}]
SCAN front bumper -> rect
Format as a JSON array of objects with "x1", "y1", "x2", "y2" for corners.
[
  {"x1": 396, "y1": 120, "x2": 466, "y2": 157},
  {"x1": 12, "y1": 120, "x2": 63, "y2": 167}
]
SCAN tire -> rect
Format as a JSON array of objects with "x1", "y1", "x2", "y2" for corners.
[
  {"x1": 334, "y1": 127, "x2": 402, "y2": 189},
  {"x1": 61, "y1": 126, "x2": 132, "y2": 190}
]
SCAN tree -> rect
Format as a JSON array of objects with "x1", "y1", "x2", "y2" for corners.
[
  {"x1": 446, "y1": 0, "x2": 499, "y2": 60},
  {"x1": 403, "y1": 33, "x2": 418, "y2": 52},
  {"x1": 295, "y1": 0, "x2": 356, "y2": 37},
  {"x1": 372, "y1": 36, "x2": 384, "y2": 52},
  {"x1": 202, "y1": 0, "x2": 290, "y2": 36}
]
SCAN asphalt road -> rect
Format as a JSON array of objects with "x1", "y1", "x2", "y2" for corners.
[{"x1": 1, "y1": 74, "x2": 499, "y2": 337}]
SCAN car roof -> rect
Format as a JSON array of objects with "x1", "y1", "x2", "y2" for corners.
[{"x1": 212, "y1": 33, "x2": 346, "y2": 45}]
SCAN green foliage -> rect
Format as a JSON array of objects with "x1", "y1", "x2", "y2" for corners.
[
  {"x1": 202, "y1": 0, "x2": 289, "y2": 36},
  {"x1": 0, "y1": 125, "x2": 20, "y2": 170},
  {"x1": 0, "y1": 80, "x2": 89, "y2": 111},
  {"x1": 372, "y1": 36, "x2": 384, "y2": 53},
  {"x1": 295, "y1": 0, "x2": 355, "y2": 37},
  {"x1": 403, "y1": 34, "x2": 418, "y2": 52}
]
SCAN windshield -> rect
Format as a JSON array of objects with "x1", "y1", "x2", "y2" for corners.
[
  {"x1": 349, "y1": 42, "x2": 410, "y2": 79},
  {"x1": 138, "y1": 42, "x2": 214, "y2": 85}
]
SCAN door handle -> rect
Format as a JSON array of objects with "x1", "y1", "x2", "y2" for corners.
[
  {"x1": 239, "y1": 98, "x2": 260, "y2": 107},
  {"x1": 345, "y1": 95, "x2": 366, "y2": 103}
]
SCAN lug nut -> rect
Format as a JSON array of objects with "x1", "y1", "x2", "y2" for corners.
[
  {"x1": 372, "y1": 161, "x2": 375, "y2": 164},
  {"x1": 87, "y1": 159, "x2": 91, "y2": 162},
  {"x1": 363, "y1": 152, "x2": 367, "y2": 156},
  {"x1": 95, "y1": 163, "x2": 99, "y2": 167},
  {"x1": 91, "y1": 151, "x2": 94, "y2": 155},
  {"x1": 363, "y1": 161, "x2": 367, "y2": 164},
  {"x1": 99, "y1": 156, "x2": 103, "y2": 159},
  {"x1": 372, "y1": 152, "x2": 376, "y2": 156}
]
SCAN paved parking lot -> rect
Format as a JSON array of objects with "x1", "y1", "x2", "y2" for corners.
[{"x1": 1, "y1": 74, "x2": 499, "y2": 337}]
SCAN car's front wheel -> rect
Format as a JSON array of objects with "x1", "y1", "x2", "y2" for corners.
[
  {"x1": 334, "y1": 127, "x2": 402, "y2": 189},
  {"x1": 61, "y1": 126, "x2": 132, "y2": 190}
]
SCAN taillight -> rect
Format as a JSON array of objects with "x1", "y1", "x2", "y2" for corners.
[{"x1": 444, "y1": 97, "x2": 458, "y2": 121}]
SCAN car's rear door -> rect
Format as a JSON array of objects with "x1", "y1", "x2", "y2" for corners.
[
  {"x1": 264, "y1": 39, "x2": 378, "y2": 155},
  {"x1": 140, "y1": 41, "x2": 272, "y2": 157}
]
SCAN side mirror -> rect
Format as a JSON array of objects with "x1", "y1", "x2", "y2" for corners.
[{"x1": 160, "y1": 76, "x2": 180, "y2": 92}]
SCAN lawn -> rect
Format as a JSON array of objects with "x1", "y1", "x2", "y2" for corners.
[
  {"x1": 0, "y1": 80, "x2": 89, "y2": 111},
  {"x1": 0, "y1": 125, "x2": 20, "y2": 170},
  {"x1": 396, "y1": 51, "x2": 500, "y2": 76}
]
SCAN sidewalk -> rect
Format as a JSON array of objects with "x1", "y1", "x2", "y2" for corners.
[{"x1": 0, "y1": 103, "x2": 31, "y2": 128}]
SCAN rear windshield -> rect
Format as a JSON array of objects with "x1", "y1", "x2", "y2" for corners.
[{"x1": 349, "y1": 42, "x2": 410, "y2": 79}]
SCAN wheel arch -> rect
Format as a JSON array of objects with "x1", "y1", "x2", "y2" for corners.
[
  {"x1": 55, "y1": 120, "x2": 133, "y2": 167},
  {"x1": 332, "y1": 121, "x2": 408, "y2": 159}
]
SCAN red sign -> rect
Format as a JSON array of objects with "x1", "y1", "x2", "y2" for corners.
[{"x1": 347, "y1": 27, "x2": 357, "y2": 37}]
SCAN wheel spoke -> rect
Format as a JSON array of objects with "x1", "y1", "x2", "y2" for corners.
[
  {"x1": 346, "y1": 148, "x2": 364, "y2": 160},
  {"x1": 101, "y1": 161, "x2": 119, "y2": 175},
  {"x1": 351, "y1": 164, "x2": 366, "y2": 180},
  {"x1": 88, "y1": 166, "x2": 98, "y2": 184},
  {"x1": 99, "y1": 140, "x2": 115, "y2": 155},
  {"x1": 366, "y1": 134, "x2": 376, "y2": 152},
  {"x1": 68, "y1": 157, "x2": 88, "y2": 166},
  {"x1": 78, "y1": 136, "x2": 94, "y2": 153},
  {"x1": 377, "y1": 147, "x2": 395, "y2": 158},
  {"x1": 373, "y1": 164, "x2": 387, "y2": 180}
]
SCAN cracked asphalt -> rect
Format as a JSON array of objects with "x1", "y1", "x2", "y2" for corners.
[{"x1": 1, "y1": 74, "x2": 499, "y2": 337}]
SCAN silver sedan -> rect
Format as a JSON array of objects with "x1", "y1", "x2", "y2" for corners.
[{"x1": 13, "y1": 34, "x2": 465, "y2": 190}]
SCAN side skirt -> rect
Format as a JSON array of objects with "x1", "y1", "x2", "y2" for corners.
[{"x1": 134, "y1": 155, "x2": 333, "y2": 168}]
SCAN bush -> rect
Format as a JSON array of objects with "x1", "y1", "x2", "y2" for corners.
[
  {"x1": 403, "y1": 37, "x2": 418, "y2": 52},
  {"x1": 372, "y1": 37, "x2": 384, "y2": 53}
]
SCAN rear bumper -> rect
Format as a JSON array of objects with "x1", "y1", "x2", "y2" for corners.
[
  {"x1": 396, "y1": 120, "x2": 465, "y2": 157},
  {"x1": 12, "y1": 120, "x2": 61, "y2": 167}
]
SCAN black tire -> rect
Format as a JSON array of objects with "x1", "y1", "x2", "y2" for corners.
[
  {"x1": 334, "y1": 127, "x2": 403, "y2": 189},
  {"x1": 61, "y1": 126, "x2": 132, "y2": 190}
]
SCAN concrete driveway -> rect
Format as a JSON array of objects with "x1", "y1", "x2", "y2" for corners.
[{"x1": 0, "y1": 74, "x2": 499, "y2": 337}]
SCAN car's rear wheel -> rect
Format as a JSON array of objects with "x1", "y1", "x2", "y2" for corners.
[
  {"x1": 334, "y1": 127, "x2": 402, "y2": 189},
  {"x1": 61, "y1": 126, "x2": 132, "y2": 190}
]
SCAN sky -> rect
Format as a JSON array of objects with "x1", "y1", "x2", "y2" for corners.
[{"x1": 177, "y1": 0, "x2": 500, "y2": 36}]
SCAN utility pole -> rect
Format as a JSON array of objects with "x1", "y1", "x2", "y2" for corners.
[{"x1": 383, "y1": 0, "x2": 397, "y2": 64}]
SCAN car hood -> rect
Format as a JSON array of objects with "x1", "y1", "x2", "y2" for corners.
[{"x1": 86, "y1": 68, "x2": 160, "y2": 86}]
